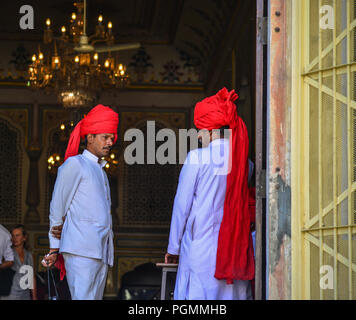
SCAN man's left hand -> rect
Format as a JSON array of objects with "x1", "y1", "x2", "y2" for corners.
[
  {"x1": 51, "y1": 216, "x2": 65, "y2": 239},
  {"x1": 51, "y1": 225, "x2": 63, "y2": 239}
]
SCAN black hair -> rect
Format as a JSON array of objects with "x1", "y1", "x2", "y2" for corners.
[
  {"x1": 212, "y1": 125, "x2": 230, "y2": 138},
  {"x1": 219, "y1": 125, "x2": 230, "y2": 136},
  {"x1": 84, "y1": 134, "x2": 96, "y2": 147}
]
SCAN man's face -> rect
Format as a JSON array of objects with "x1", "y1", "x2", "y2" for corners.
[{"x1": 87, "y1": 133, "x2": 115, "y2": 158}]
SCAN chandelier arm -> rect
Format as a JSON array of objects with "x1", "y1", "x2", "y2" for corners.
[
  {"x1": 88, "y1": 37, "x2": 107, "y2": 46},
  {"x1": 95, "y1": 43, "x2": 141, "y2": 53},
  {"x1": 83, "y1": 0, "x2": 87, "y2": 35}
]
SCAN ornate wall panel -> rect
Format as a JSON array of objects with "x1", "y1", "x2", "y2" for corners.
[
  {"x1": 118, "y1": 110, "x2": 188, "y2": 228},
  {"x1": 0, "y1": 109, "x2": 28, "y2": 224}
]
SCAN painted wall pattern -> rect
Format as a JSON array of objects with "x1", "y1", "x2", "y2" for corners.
[{"x1": 0, "y1": 43, "x2": 204, "y2": 87}]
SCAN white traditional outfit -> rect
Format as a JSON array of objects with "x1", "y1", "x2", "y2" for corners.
[
  {"x1": 48, "y1": 105, "x2": 118, "y2": 300},
  {"x1": 0, "y1": 225, "x2": 14, "y2": 300},
  {"x1": 0, "y1": 225, "x2": 13, "y2": 264},
  {"x1": 167, "y1": 88, "x2": 254, "y2": 300}
]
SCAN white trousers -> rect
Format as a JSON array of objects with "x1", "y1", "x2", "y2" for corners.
[{"x1": 62, "y1": 253, "x2": 108, "y2": 300}]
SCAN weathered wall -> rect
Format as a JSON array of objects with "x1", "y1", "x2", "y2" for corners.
[{"x1": 267, "y1": 0, "x2": 292, "y2": 300}]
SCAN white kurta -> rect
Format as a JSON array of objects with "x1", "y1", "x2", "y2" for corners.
[
  {"x1": 49, "y1": 149, "x2": 113, "y2": 266},
  {"x1": 168, "y1": 139, "x2": 252, "y2": 300},
  {"x1": 49, "y1": 149, "x2": 113, "y2": 300}
]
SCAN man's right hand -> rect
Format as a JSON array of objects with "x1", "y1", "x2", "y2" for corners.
[
  {"x1": 41, "y1": 249, "x2": 59, "y2": 268},
  {"x1": 165, "y1": 253, "x2": 179, "y2": 264},
  {"x1": 0, "y1": 261, "x2": 14, "y2": 270}
]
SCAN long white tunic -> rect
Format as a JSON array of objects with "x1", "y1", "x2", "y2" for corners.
[
  {"x1": 168, "y1": 139, "x2": 252, "y2": 300},
  {"x1": 49, "y1": 149, "x2": 114, "y2": 267}
]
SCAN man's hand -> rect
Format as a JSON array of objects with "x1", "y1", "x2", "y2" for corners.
[
  {"x1": 165, "y1": 253, "x2": 179, "y2": 264},
  {"x1": 51, "y1": 225, "x2": 63, "y2": 240},
  {"x1": 41, "y1": 249, "x2": 59, "y2": 268},
  {"x1": 0, "y1": 261, "x2": 14, "y2": 270},
  {"x1": 50, "y1": 216, "x2": 65, "y2": 239}
]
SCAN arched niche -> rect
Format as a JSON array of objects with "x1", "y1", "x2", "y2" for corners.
[{"x1": 0, "y1": 116, "x2": 25, "y2": 224}]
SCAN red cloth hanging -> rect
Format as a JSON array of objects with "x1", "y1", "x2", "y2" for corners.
[
  {"x1": 194, "y1": 88, "x2": 255, "y2": 283},
  {"x1": 54, "y1": 253, "x2": 66, "y2": 281}
]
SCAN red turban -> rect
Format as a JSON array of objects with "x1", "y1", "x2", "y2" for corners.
[
  {"x1": 194, "y1": 87, "x2": 255, "y2": 283},
  {"x1": 64, "y1": 104, "x2": 119, "y2": 161}
]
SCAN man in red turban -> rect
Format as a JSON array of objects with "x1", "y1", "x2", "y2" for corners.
[
  {"x1": 42, "y1": 104, "x2": 119, "y2": 300},
  {"x1": 166, "y1": 88, "x2": 254, "y2": 300}
]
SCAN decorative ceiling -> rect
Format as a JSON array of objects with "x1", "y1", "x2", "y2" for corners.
[
  {"x1": 2, "y1": 1, "x2": 238, "y2": 56},
  {"x1": 0, "y1": 0, "x2": 244, "y2": 87},
  {"x1": 0, "y1": 0, "x2": 180, "y2": 42}
]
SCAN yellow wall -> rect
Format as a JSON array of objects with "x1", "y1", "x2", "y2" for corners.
[{"x1": 292, "y1": 0, "x2": 356, "y2": 300}]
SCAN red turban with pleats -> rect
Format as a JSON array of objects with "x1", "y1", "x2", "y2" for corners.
[
  {"x1": 194, "y1": 87, "x2": 255, "y2": 283},
  {"x1": 64, "y1": 104, "x2": 119, "y2": 161}
]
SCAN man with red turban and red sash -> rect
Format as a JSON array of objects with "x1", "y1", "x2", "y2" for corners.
[
  {"x1": 42, "y1": 104, "x2": 119, "y2": 300},
  {"x1": 166, "y1": 88, "x2": 254, "y2": 299}
]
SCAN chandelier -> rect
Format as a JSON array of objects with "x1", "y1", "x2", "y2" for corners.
[{"x1": 28, "y1": 0, "x2": 139, "y2": 108}]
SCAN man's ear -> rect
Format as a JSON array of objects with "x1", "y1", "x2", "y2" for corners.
[{"x1": 86, "y1": 134, "x2": 94, "y2": 144}]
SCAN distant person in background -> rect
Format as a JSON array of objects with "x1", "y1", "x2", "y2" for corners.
[
  {"x1": 2, "y1": 225, "x2": 37, "y2": 300},
  {"x1": 0, "y1": 224, "x2": 14, "y2": 299}
]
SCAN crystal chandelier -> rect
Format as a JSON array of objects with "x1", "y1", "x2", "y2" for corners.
[{"x1": 28, "y1": 0, "x2": 139, "y2": 108}]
